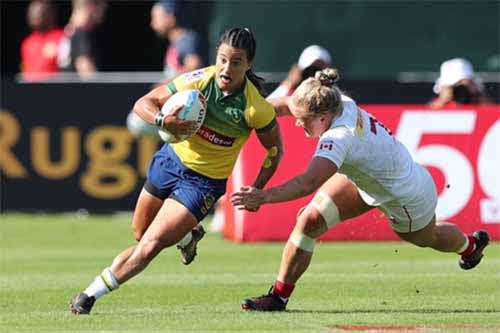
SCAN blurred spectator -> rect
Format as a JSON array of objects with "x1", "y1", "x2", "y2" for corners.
[
  {"x1": 430, "y1": 58, "x2": 493, "y2": 108},
  {"x1": 267, "y1": 45, "x2": 332, "y2": 99},
  {"x1": 150, "y1": 0, "x2": 204, "y2": 79},
  {"x1": 127, "y1": 0, "x2": 205, "y2": 138},
  {"x1": 20, "y1": 0, "x2": 64, "y2": 81},
  {"x1": 57, "y1": 0, "x2": 107, "y2": 79}
]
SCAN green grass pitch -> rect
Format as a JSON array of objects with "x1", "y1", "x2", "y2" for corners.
[{"x1": 1, "y1": 214, "x2": 499, "y2": 332}]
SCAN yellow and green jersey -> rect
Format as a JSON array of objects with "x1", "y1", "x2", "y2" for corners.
[{"x1": 166, "y1": 66, "x2": 276, "y2": 179}]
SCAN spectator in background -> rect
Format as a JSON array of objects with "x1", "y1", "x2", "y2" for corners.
[
  {"x1": 430, "y1": 58, "x2": 493, "y2": 108},
  {"x1": 267, "y1": 45, "x2": 332, "y2": 99},
  {"x1": 20, "y1": 0, "x2": 64, "y2": 81},
  {"x1": 127, "y1": 1, "x2": 205, "y2": 139},
  {"x1": 57, "y1": 0, "x2": 107, "y2": 79},
  {"x1": 150, "y1": 0, "x2": 204, "y2": 80}
]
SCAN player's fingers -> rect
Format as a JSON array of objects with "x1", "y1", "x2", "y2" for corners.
[
  {"x1": 176, "y1": 119, "x2": 197, "y2": 128},
  {"x1": 170, "y1": 104, "x2": 184, "y2": 116},
  {"x1": 185, "y1": 120, "x2": 199, "y2": 131},
  {"x1": 240, "y1": 186, "x2": 252, "y2": 192},
  {"x1": 229, "y1": 196, "x2": 244, "y2": 206},
  {"x1": 230, "y1": 191, "x2": 245, "y2": 199}
]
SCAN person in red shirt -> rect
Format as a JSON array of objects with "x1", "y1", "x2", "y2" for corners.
[{"x1": 20, "y1": 0, "x2": 64, "y2": 81}]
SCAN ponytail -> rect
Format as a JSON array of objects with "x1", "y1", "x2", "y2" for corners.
[
  {"x1": 315, "y1": 68, "x2": 340, "y2": 87},
  {"x1": 292, "y1": 67, "x2": 342, "y2": 116},
  {"x1": 246, "y1": 69, "x2": 266, "y2": 96}
]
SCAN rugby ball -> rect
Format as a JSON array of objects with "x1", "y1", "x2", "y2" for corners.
[{"x1": 158, "y1": 89, "x2": 207, "y2": 143}]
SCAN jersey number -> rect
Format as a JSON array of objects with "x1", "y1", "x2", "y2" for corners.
[{"x1": 369, "y1": 116, "x2": 393, "y2": 136}]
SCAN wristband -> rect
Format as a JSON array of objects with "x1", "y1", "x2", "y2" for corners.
[{"x1": 154, "y1": 111, "x2": 165, "y2": 128}]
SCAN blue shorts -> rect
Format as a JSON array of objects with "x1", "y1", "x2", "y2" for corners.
[{"x1": 145, "y1": 144, "x2": 227, "y2": 222}]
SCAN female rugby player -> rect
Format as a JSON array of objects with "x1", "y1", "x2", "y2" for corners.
[
  {"x1": 231, "y1": 68, "x2": 490, "y2": 311},
  {"x1": 70, "y1": 27, "x2": 284, "y2": 315}
]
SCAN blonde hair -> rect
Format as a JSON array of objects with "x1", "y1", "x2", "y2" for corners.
[{"x1": 291, "y1": 68, "x2": 342, "y2": 117}]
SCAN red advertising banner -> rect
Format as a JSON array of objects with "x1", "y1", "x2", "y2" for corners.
[{"x1": 224, "y1": 105, "x2": 500, "y2": 241}]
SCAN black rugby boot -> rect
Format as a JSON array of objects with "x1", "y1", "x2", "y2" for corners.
[{"x1": 459, "y1": 230, "x2": 490, "y2": 270}]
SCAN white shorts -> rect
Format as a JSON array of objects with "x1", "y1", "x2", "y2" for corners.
[{"x1": 359, "y1": 165, "x2": 438, "y2": 233}]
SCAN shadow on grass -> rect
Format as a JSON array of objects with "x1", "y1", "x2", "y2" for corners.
[{"x1": 287, "y1": 308, "x2": 500, "y2": 314}]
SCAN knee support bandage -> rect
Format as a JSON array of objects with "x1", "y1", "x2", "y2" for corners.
[
  {"x1": 309, "y1": 191, "x2": 341, "y2": 228},
  {"x1": 289, "y1": 227, "x2": 316, "y2": 252}
]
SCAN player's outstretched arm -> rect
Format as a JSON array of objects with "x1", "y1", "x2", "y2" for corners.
[{"x1": 232, "y1": 157, "x2": 337, "y2": 211}]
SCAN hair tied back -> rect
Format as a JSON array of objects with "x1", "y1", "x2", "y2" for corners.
[{"x1": 315, "y1": 68, "x2": 340, "y2": 87}]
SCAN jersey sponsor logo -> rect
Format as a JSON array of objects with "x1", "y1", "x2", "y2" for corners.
[
  {"x1": 197, "y1": 125, "x2": 235, "y2": 147},
  {"x1": 225, "y1": 107, "x2": 242, "y2": 124},
  {"x1": 320, "y1": 142, "x2": 333, "y2": 150},
  {"x1": 182, "y1": 69, "x2": 206, "y2": 84}
]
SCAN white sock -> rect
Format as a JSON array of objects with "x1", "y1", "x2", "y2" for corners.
[
  {"x1": 457, "y1": 234, "x2": 473, "y2": 254},
  {"x1": 84, "y1": 267, "x2": 120, "y2": 299},
  {"x1": 177, "y1": 231, "x2": 193, "y2": 248},
  {"x1": 209, "y1": 207, "x2": 225, "y2": 232}
]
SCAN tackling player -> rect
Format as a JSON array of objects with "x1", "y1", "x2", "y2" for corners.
[
  {"x1": 69, "y1": 27, "x2": 284, "y2": 315},
  {"x1": 231, "y1": 68, "x2": 490, "y2": 311}
]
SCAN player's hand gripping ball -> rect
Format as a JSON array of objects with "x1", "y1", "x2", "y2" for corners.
[{"x1": 158, "y1": 89, "x2": 207, "y2": 143}]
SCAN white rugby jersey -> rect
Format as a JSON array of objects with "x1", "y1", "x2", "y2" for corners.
[{"x1": 314, "y1": 95, "x2": 419, "y2": 205}]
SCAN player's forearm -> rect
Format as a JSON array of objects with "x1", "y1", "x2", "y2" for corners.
[
  {"x1": 252, "y1": 166, "x2": 277, "y2": 190},
  {"x1": 252, "y1": 148, "x2": 283, "y2": 189},
  {"x1": 133, "y1": 86, "x2": 172, "y2": 125},
  {"x1": 263, "y1": 174, "x2": 316, "y2": 204},
  {"x1": 133, "y1": 97, "x2": 160, "y2": 125}
]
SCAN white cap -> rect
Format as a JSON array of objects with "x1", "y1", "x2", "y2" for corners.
[
  {"x1": 297, "y1": 45, "x2": 332, "y2": 70},
  {"x1": 433, "y1": 58, "x2": 476, "y2": 94}
]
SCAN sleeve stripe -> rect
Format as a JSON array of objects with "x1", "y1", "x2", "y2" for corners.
[
  {"x1": 256, "y1": 117, "x2": 277, "y2": 133},
  {"x1": 167, "y1": 81, "x2": 177, "y2": 94}
]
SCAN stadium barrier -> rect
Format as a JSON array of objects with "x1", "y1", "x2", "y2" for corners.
[
  {"x1": 3, "y1": 78, "x2": 456, "y2": 212},
  {"x1": 224, "y1": 106, "x2": 500, "y2": 241},
  {"x1": 0, "y1": 80, "x2": 156, "y2": 211}
]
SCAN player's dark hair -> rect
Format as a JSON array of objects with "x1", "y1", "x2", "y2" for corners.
[{"x1": 217, "y1": 27, "x2": 266, "y2": 96}]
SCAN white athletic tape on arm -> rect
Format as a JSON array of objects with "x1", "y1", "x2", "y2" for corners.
[
  {"x1": 309, "y1": 191, "x2": 340, "y2": 228},
  {"x1": 289, "y1": 227, "x2": 315, "y2": 252}
]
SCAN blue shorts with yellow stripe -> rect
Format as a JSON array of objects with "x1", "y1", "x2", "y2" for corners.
[{"x1": 145, "y1": 144, "x2": 227, "y2": 221}]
